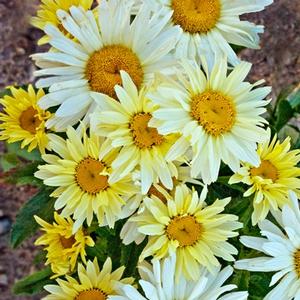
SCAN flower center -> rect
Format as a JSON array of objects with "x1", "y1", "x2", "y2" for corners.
[
  {"x1": 294, "y1": 249, "x2": 300, "y2": 278},
  {"x1": 85, "y1": 45, "x2": 144, "y2": 98},
  {"x1": 250, "y1": 160, "x2": 278, "y2": 182},
  {"x1": 130, "y1": 113, "x2": 164, "y2": 149},
  {"x1": 76, "y1": 289, "x2": 107, "y2": 300},
  {"x1": 60, "y1": 235, "x2": 76, "y2": 249},
  {"x1": 19, "y1": 107, "x2": 42, "y2": 134},
  {"x1": 171, "y1": 0, "x2": 221, "y2": 34},
  {"x1": 190, "y1": 91, "x2": 236, "y2": 136},
  {"x1": 166, "y1": 215, "x2": 202, "y2": 247},
  {"x1": 75, "y1": 158, "x2": 109, "y2": 194}
]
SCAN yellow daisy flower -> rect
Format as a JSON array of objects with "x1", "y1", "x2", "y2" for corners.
[
  {"x1": 132, "y1": 184, "x2": 241, "y2": 280},
  {"x1": 35, "y1": 126, "x2": 139, "y2": 233},
  {"x1": 0, "y1": 85, "x2": 51, "y2": 153},
  {"x1": 229, "y1": 129, "x2": 300, "y2": 225},
  {"x1": 34, "y1": 212, "x2": 94, "y2": 277},
  {"x1": 31, "y1": 0, "x2": 93, "y2": 45},
  {"x1": 91, "y1": 71, "x2": 179, "y2": 195},
  {"x1": 43, "y1": 257, "x2": 134, "y2": 299},
  {"x1": 121, "y1": 167, "x2": 208, "y2": 246}
]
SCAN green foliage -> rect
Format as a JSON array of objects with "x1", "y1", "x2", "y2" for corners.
[
  {"x1": 288, "y1": 88, "x2": 300, "y2": 111},
  {"x1": 248, "y1": 272, "x2": 272, "y2": 300},
  {"x1": 274, "y1": 100, "x2": 294, "y2": 131},
  {"x1": 6, "y1": 142, "x2": 41, "y2": 161},
  {"x1": 86, "y1": 221, "x2": 147, "y2": 280},
  {"x1": 6, "y1": 161, "x2": 42, "y2": 187},
  {"x1": 0, "y1": 153, "x2": 19, "y2": 172},
  {"x1": 0, "y1": 142, "x2": 41, "y2": 172},
  {"x1": 10, "y1": 188, "x2": 55, "y2": 248},
  {"x1": 13, "y1": 267, "x2": 54, "y2": 295}
]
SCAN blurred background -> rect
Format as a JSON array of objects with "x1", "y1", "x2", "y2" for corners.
[{"x1": 0, "y1": 0, "x2": 299, "y2": 299}]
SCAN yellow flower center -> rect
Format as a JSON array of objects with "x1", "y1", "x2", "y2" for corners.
[
  {"x1": 250, "y1": 160, "x2": 278, "y2": 182},
  {"x1": 166, "y1": 215, "x2": 202, "y2": 247},
  {"x1": 85, "y1": 45, "x2": 144, "y2": 98},
  {"x1": 171, "y1": 0, "x2": 221, "y2": 34},
  {"x1": 294, "y1": 249, "x2": 300, "y2": 278},
  {"x1": 75, "y1": 158, "x2": 109, "y2": 194},
  {"x1": 19, "y1": 106, "x2": 42, "y2": 134},
  {"x1": 60, "y1": 235, "x2": 76, "y2": 249},
  {"x1": 76, "y1": 289, "x2": 107, "y2": 300},
  {"x1": 130, "y1": 113, "x2": 164, "y2": 149},
  {"x1": 190, "y1": 91, "x2": 236, "y2": 136}
]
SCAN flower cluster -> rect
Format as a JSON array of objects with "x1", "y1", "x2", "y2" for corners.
[{"x1": 1, "y1": 0, "x2": 300, "y2": 299}]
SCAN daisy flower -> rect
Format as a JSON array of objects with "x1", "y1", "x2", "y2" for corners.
[
  {"x1": 235, "y1": 192, "x2": 300, "y2": 300},
  {"x1": 114, "y1": 254, "x2": 248, "y2": 300},
  {"x1": 32, "y1": 0, "x2": 181, "y2": 131},
  {"x1": 34, "y1": 212, "x2": 94, "y2": 277},
  {"x1": 135, "y1": 0, "x2": 273, "y2": 66},
  {"x1": 229, "y1": 129, "x2": 300, "y2": 225},
  {"x1": 35, "y1": 126, "x2": 139, "y2": 233},
  {"x1": 150, "y1": 58, "x2": 270, "y2": 184},
  {"x1": 90, "y1": 71, "x2": 179, "y2": 194},
  {"x1": 121, "y1": 164, "x2": 207, "y2": 246},
  {"x1": 0, "y1": 85, "x2": 52, "y2": 153},
  {"x1": 43, "y1": 257, "x2": 134, "y2": 300},
  {"x1": 132, "y1": 184, "x2": 241, "y2": 280},
  {"x1": 31, "y1": 0, "x2": 93, "y2": 45}
]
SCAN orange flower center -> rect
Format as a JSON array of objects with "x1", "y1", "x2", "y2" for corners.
[
  {"x1": 76, "y1": 289, "x2": 107, "y2": 300},
  {"x1": 85, "y1": 45, "x2": 144, "y2": 98},
  {"x1": 75, "y1": 158, "x2": 109, "y2": 194},
  {"x1": 250, "y1": 160, "x2": 278, "y2": 182},
  {"x1": 19, "y1": 107, "x2": 42, "y2": 134},
  {"x1": 166, "y1": 215, "x2": 202, "y2": 247},
  {"x1": 60, "y1": 235, "x2": 76, "y2": 249},
  {"x1": 130, "y1": 113, "x2": 164, "y2": 149},
  {"x1": 171, "y1": 0, "x2": 221, "y2": 34},
  {"x1": 190, "y1": 91, "x2": 236, "y2": 136}
]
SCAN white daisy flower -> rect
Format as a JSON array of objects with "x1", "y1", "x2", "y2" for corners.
[
  {"x1": 32, "y1": 0, "x2": 181, "y2": 131},
  {"x1": 112, "y1": 254, "x2": 248, "y2": 300},
  {"x1": 134, "y1": 0, "x2": 273, "y2": 66},
  {"x1": 235, "y1": 192, "x2": 300, "y2": 300},
  {"x1": 149, "y1": 57, "x2": 270, "y2": 184}
]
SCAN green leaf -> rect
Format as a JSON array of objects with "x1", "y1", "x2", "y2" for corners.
[
  {"x1": 278, "y1": 125, "x2": 299, "y2": 145},
  {"x1": 120, "y1": 239, "x2": 148, "y2": 278},
  {"x1": 13, "y1": 266, "x2": 53, "y2": 295},
  {"x1": 0, "y1": 87, "x2": 12, "y2": 98},
  {"x1": 231, "y1": 269, "x2": 250, "y2": 291},
  {"x1": 0, "y1": 153, "x2": 19, "y2": 172},
  {"x1": 10, "y1": 188, "x2": 55, "y2": 248},
  {"x1": 6, "y1": 161, "x2": 42, "y2": 187},
  {"x1": 274, "y1": 100, "x2": 294, "y2": 131},
  {"x1": 86, "y1": 237, "x2": 109, "y2": 264},
  {"x1": 248, "y1": 272, "x2": 272, "y2": 299},
  {"x1": 7, "y1": 142, "x2": 41, "y2": 161},
  {"x1": 288, "y1": 88, "x2": 300, "y2": 110}
]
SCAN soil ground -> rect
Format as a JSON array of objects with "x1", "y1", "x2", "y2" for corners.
[{"x1": 0, "y1": 0, "x2": 299, "y2": 299}]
